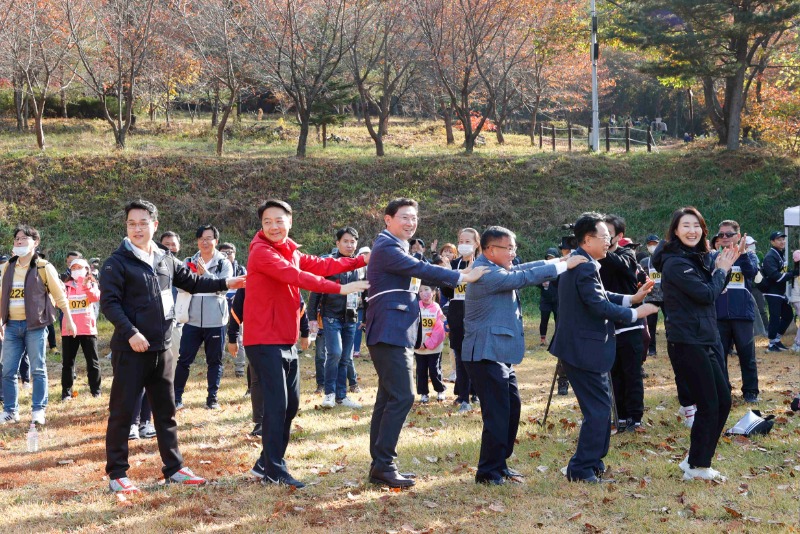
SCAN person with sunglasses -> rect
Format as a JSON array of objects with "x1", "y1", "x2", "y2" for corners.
[{"x1": 712, "y1": 220, "x2": 760, "y2": 403}]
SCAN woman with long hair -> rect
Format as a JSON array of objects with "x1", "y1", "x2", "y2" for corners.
[{"x1": 651, "y1": 207, "x2": 741, "y2": 482}]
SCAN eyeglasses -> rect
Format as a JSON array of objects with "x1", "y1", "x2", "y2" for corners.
[
  {"x1": 13, "y1": 235, "x2": 33, "y2": 243},
  {"x1": 126, "y1": 222, "x2": 152, "y2": 230},
  {"x1": 395, "y1": 215, "x2": 418, "y2": 223},
  {"x1": 491, "y1": 244, "x2": 517, "y2": 253},
  {"x1": 716, "y1": 232, "x2": 737, "y2": 238},
  {"x1": 590, "y1": 235, "x2": 611, "y2": 244},
  {"x1": 198, "y1": 237, "x2": 216, "y2": 243},
  {"x1": 220, "y1": 250, "x2": 234, "y2": 256}
]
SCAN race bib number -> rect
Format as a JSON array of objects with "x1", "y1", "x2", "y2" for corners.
[
  {"x1": 9, "y1": 282, "x2": 24, "y2": 309},
  {"x1": 160, "y1": 289, "x2": 175, "y2": 320},
  {"x1": 452, "y1": 282, "x2": 467, "y2": 301},
  {"x1": 728, "y1": 266, "x2": 745, "y2": 289},
  {"x1": 409, "y1": 277, "x2": 421, "y2": 293},
  {"x1": 346, "y1": 292, "x2": 359, "y2": 311},
  {"x1": 69, "y1": 293, "x2": 89, "y2": 314},
  {"x1": 649, "y1": 269, "x2": 662, "y2": 285},
  {"x1": 420, "y1": 309, "x2": 437, "y2": 339}
]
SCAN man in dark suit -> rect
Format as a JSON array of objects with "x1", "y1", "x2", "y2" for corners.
[
  {"x1": 365, "y1": 198, "x2": 487, "y2": 488},
  {"x1": 462, "y1": 226, "x2": 587, "y2": 485},
  {"x1": 550, "y1": 212, "x2": 658, "y2": 483}
]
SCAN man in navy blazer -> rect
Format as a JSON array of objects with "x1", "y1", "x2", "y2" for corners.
[
  {"x1": 462, "y1": 226, "x2": 587, "y2": 484},
  {"x1": 550, "y1": 212, "x2": 658, "y2": 483},
  {"x1": 365, "y1": 198, "x2": 487, "y2": 488}
]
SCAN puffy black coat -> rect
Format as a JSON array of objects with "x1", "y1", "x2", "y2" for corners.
[
  {"x1": 651, "y1": 242, "x2": 728, "y2": 346},
  {"x1": 100, "y1": 241, "x2": 227, "y2": 352}
]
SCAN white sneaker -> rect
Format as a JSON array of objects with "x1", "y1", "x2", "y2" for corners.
[
  {"x1": 457, "y1": 402, "x2": 473, "y2": 414},
  {"x1": 128, "y1": 424, "x2": 140, "y2": 440},
  {"x1": 109, "y1": 476, "x2": 141, "y2": 494},
  {"x1": 0, "y1": 412, "x2": 20, "y2": 424},
  {"x1": 420, "y1": 394, "x2": 430, "y2": 404},
  {"x1": 791, "y1": 343, "x2": 800, "y2": 353},
  {"x1": 436, "y1": 392, "x2": 446, "y2": 401},
  {"x1": 678, "y1": 405, "x2": 696, "y2": 428},
  {"x1": 337, "y1": 397, "x2": 362, "y2": 409},
  {"x1": 682, "y1": 466, "x2": 726, "y2": 482},
  {"x1": 321, "y1": 393, "x2": 336, "y2": 409},
  {"x1": 679, "y1": 456, "x2": 691, "y2": 473},
  {"x1": 31, "y1": 410, "x2": 45, "y2": 425}
]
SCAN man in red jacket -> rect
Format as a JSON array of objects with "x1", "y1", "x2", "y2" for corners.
[{"x1": 243, "y1": 199, "x2": 369, "y2": 489}]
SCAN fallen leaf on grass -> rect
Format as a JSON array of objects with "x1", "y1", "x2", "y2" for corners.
[
  {"x1": 584, "y1": 523, "x2": 603, "y2": 533},
  {"x1": 57, "y1": 459, "x2": 74, "y2": 465},
  {"x1": 567, "y1": 512, "x2": 581, "y2": 521},
  {"x1": 529, "y1": 451, "x2": 541, "y2": 458},
  {"x1": 630, "y1": 494, "x2": 646, "y2": 499},
  {"x1": 422, "y1": 500, "x2": 438, "y2": 508},
  {"x1": 347, "y1": 492, "x2": 358, "y2": 500},
  {"x1": 425, "y1": 456, "x2": 439, "y2": 463},
  {"x1": 536, "y1": 466, "x2": 548, "y2": 473},
  {"x1": 488, "y1": 503, "x2": 505, "y2": 513},
  {"x1": 352, "y1": 414, "x2": 360, "y2": 421},
  {"x1": 199, "y1": 460, "x2": 211, "y2": 465},
  {"x1": 723, "y1": 506, "x2": 742, "y2": 518}
]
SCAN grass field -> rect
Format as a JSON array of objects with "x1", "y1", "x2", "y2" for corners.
[{"x1": 0, "y1": 318, "x2": 798, "y2": 533}]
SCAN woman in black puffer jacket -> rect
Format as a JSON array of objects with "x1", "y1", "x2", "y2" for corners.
[{"x1": 651, "y1": 207, "x2": 741, "y2": 482}]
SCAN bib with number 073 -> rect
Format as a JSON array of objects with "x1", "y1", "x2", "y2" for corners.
[{"x1": 727, "y1": 266, "x2": 745, "y2": 289}]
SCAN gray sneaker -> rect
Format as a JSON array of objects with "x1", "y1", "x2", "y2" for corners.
[
  {"x1": 457, "y1": 402, "x2": 473, "y2": 414},
  {"x1": 139, "y1": 421, "x2": 157, "y2": 439}
]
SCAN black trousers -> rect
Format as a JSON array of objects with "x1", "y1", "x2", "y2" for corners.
[
  {"x1": 667, "y1": 342, "x2": 731, "y2": 468},
  {"x1": 463, "y1": 360, "x2": 520, "y2": 479},
  {"x1": 131, "y1": 389, "x2": 151, "y2": 426},
  {"x1": 106, "y1": 350, "x2": 183, "y2": 480},
  {"x1": 539, "y1": 309, "x2": 557, "y2": 337},
  {"x1": 249, "y1": 361, "x2": 263, "y2": 424},
  {"x1": 717, "y1": 319, "x2": 758, "y2": 395},
  {"x1": 561, "y1": 360, "x2": 611, "y2": 481},
  {"x1": 611, "y1": 329, "x2": 645, "y2": 422},
  {"x1": 766, "y1": 295, "x2": 794, "y2": 341},
  {"x1": 414, "y1": 352, "x2": 444, "y2": 395},
  {"x1": 246, "y1": 344, "x2": 298, "y2": 479},
  {"x1": 61, "y1": 335, "x2": 101, "y2": 397},
  {"x1": 368, "y1": 343, "x2": 415, "y2": 473}
]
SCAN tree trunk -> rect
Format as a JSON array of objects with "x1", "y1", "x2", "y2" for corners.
[
  {"x1": 60, "y1": 88, "x2": 68, "y2": 118},
  {"x1": 31, "y1": 97, "x2": 46, "y2": 150},
  {"x1": 211, "y1": 86, "x2": 220, "y2": 127},
  {"x1": 322, "y1": 123, "x2": 327, "y2": 148},
  {"x1": 495, "y1": 122, "x2": 505, "y2": 144},
  {"x1": 441, "y1": 99, "x2": 454, "y2": 145},
  {"x1": 216, "y1": 90, "x2": 237, "y2": 156},
  {"x1": 464, "y1": 133, "x2": 475, "y2": 154},
  {"x1": 149, "y1": 102, "x2": 156, "y2": 121},
  {"x1": 687, "y1": 88, "x2": 694, "y2": 135},
  {"x1": 702, "y1": 77, "x2": 727, "y2": 145},
  {"x1": 13, "y1": 77, "x2": 24, "y2": 132},
  {"x1": 165, "y1": 90, "x2": 171, "y2": 127},
  {"x1": 23, "y1": 96, "x2": 30, "y2": 131},
  {"x1": 297, "y1": 115, "x2": 310, "y2": 158},
  {"x1": 362, "y1": 98, "x2": 384, "y2": 157}
]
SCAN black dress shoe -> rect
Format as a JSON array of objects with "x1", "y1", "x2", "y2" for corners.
[
  {"x1": 250, "y1": 423, "x2": 263, "y2": 437},
  {"x1": 475, "y1": 473, "x2": 505, "y2": 485},
  {"x1": 569, "y1": 475, "x2": 614, "y2": 484},
  {"x1": 501, "y1": 468, "x2": 524, "y2": 478},
  {"x1": 369, "y1": 469, "x2": 415, "y2": 488},
  {"x1": 263, "y1": 474, "x2": 305, "y2": 489}
]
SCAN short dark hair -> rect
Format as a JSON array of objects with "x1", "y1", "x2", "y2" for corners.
[
  {"x1": 258, "y1": 199, "x2": 292, "y2": 219},
  {"x1": 665, "y1": 206, "x2": 710, "y2": 253},
  {"x1": 336, "y1": 227, "x2": 359, "y2": 241},
  {"x1": 718, "y1": 219, "x2": 740, "y2": 232},
  {"x1": 160, "y1": 231, "x2": 180, "y2": 243},
  {"x1": 124, "y1": 199, "x2": 158, "y2": 221},
  {"x1": 604, "y1": 214, "x2": 626, "y2": 236},
  {"x1": 13, "y1": 224, "x2": 40, "y2": 242},
  {"x1": 196, "y1": 224, "x2": 220, "y2": 240},
  {"x1": 384, "y1": 198, "x2": 418, "y2": 217},
  {"x1": 66, "y1": 251, "x2": 82, "y2": 259},
  {"x1": 218, "y1": 242, "x2": 236, "y2": 252},
  {"x1": 574, "y1": 212, "x2": 605, "y2": 245},
  {"x1": 480, "y1": 226, "x2": 516, "y2": 250}
]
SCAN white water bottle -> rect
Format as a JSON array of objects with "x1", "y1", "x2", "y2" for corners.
[{"x1": 27, "y1": 423, "x2": 39, "y2": 452}]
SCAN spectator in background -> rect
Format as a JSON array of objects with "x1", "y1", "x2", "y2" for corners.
[
  {"x1": 60, "y1": 258, "x2": 102, "y2": 400},
  {"x1": 790, "y1": 248, "x2": 800, "y2": 352},
  {"x1": 640, "y1": 234, "x2": 663, "y2": 356},
  {"x1": 173, "y1": 225, "x2": 233, "y2": 410},
  {"x1": 218, "y1": 242, "x2": 247, "y2": 379},
  {"x1": 159, "y1": 231, "x2": 183, "y2": 358},
  {"x1": 1, "y1": 225, "x2": 77, "y2": 425},
  {"x1": 409, "y1": 238, "x2": 427, "y2": 262},
  {"x1": 763, "y1": 231, "x2": 798, "y2": 352},
  {"x1": 352, "y1": 246, "x2": 370, "y2": 367},
  {"x1": 538, "y1": 247, "x2": 560, "y2": 347},
  {"x1": 745, "y1": 237, "x2": 769, "y2": 337}
]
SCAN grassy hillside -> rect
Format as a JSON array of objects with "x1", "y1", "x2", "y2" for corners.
[{"x1": 0, "y1": 118, "x2": 797, "y2": 271}]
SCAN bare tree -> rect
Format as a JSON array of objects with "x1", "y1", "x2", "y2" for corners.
[
  {"x1": 67, "y1": 0, "x2": 157, "y2": 149},
  {"x1": 5, "y1": 0, "x2": 77, "y2": 150},
  {"x1": 347, "y1": 1, "x2": 422, "y2": 156},
  {"x1": 179, "y1": 0, "x2": 250, "y2": 156},
  {"x1": 413, "y1": 0, "x2": 516, "y2": 154},
  {"x1": 250, "y1": 0, "x2": 350, "y2": 158}
]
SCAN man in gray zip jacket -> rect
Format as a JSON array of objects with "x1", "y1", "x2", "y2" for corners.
[{"x1": 173, "y1": 225, "x2": 233, "y2": 410}]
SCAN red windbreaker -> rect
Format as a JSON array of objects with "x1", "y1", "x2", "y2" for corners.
[{"x1": 243, "y1": 231, "x2": 365, "y2": 346}]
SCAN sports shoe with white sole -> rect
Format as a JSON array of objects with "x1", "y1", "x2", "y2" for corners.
[
  {"x1": 678, "y1": 404, "x2": 696, "y2": 428},
  {"x1": 31, "y1": 410, "x2": 45, "y2": 425},
  {"x1": 109, "y1": 477, "x2": 141, "y2": 494},
  {"x1": 321, "y1": 393, "x2": 336, "y2": 408},
  {"x1": 679, "y1": 456, "x2": 691, "y2": 473},
  {"x1": 139, "y1": 421, "x2": 156, "y2": 439},
  {"x1": 682, "y1": 466, "x2": 726, "y2": 482},
  {"x1": 420, "y1": 394, "x2": 430, "y2": 404},
  {"x1": 249, "y1": 457, "x2": 265, "y2": 479},
  {"x1": 128, "y1": 424, "x2": 140, "y2": 440},
  {"x1": 337, "y1": 397, "x2": 362, "y2": 409},
  {"x1": 167, "y1": 467, "x2": 206, "y2": 485},
  {"x1": 0, "y1": 411, "x2": 20, "y2": 424},
  {"x1": 436, "y1": 392, "x2": 446, "y2": 402}
]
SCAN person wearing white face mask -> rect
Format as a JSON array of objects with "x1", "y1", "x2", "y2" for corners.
[
  {"x1": 60, "y1": 258, "x2": 102, "y2": 400},
  {"x1": 440, "y1": 228, "x2": 482, "y2": 414},
  {"x1": 1, "y1": 225, "x2": 77, "y2": 426}
]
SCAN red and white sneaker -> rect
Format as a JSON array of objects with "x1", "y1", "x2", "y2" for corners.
[
  {"x1": 109, "y1": 477, "x2": 141, "y2": 494},
  {"x1": 678, "y1": 405, "x2": 696, "y2": 428},
  {"x1": 168, "y1": 467, "x2": 206, "y2": 485}
]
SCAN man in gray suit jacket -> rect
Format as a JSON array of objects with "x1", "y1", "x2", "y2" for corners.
[{"x1": 462, "y1": 226, "x2": 587, "y2": 485}]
